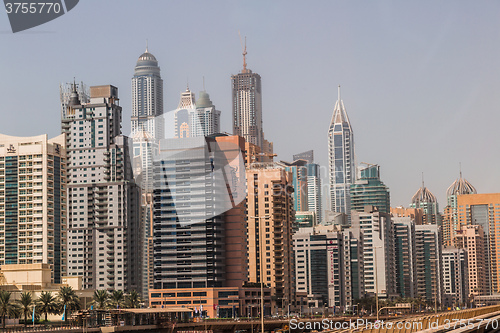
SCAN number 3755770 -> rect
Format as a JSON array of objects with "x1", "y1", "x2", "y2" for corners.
[{"x1": 5, "y1": 2, "x2": 61, "y2": 14}]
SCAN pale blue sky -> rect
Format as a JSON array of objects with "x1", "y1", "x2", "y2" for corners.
[{"x1": 1, "y1": 1, "x2": 500, "y2": 207}]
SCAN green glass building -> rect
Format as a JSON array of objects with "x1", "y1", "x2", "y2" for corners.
[{"x1": 350, "y1": 164, "x2": 390, "y2": 214}]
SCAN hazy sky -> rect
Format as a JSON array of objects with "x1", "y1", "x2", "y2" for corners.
[{"x1": 1, "y1": 1, "x2": 500, "y2": 207}]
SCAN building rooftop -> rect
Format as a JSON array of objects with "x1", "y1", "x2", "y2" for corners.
[{"x1": 447, "y1": 172, "x2": 477, "y2": 197}]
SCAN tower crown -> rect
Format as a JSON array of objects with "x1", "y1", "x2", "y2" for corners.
[
  {"x1": 134, "y1": 48, "x2": 160, "y2": 76},
  {"x1": 329, "y1": 85, "x2": 352, "y2": 130},
  {"x1": 411, "y1": 186, "x2": 437, "y2": 203},
  {"x1": 196, "y1": 91, "x2": 213, "y2": 108},
  {"x1": 446, "y1": 173, "x2": 476, "y2": 197}
]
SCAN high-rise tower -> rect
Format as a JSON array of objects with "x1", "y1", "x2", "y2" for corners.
[
  {"x1": 62, "y1": 84, "x2": 141, "y2": 292},
  {"x1": 442, "y1": 170, "x2": 476, "y2": 246},
  {"x1": 350, "y1": 164, "x2": 390, "y2": 214},
  {"x1": 231, "y1": 41, "x2": 264, "y2": 148},
  {"x1": 409, "y1": 179, "x2": 441, "y2": 225},
  {"x1": 328, "y1": 86, "x2": 355, "y2": 216},
  {"x1": 191, "y1": 91, "x2": 221, "y2": 137},
  {"x1": 131, "y1": 47, "x2": 164, "y2": 139},
  {"x1": 0, "y1": 134, "x2": 67, "y2": 283},
  {"x1": 174, "y1": 87, "x2": 196, "y2": 138},
  {"x1": 131, "y1": 47, "x2": 163, "y2": 301}
]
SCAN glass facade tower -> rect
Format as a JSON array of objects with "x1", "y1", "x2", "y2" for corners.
[{"x1": 328, "y1": 86, "x2": 355, "y2": 217}]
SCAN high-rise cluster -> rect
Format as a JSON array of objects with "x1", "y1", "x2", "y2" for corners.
[{"x1": 1, "y1": 39, "x2": 499, "y2": 320}]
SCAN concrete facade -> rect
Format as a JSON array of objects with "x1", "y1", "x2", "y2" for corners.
[
  {"x1": 457, "y1": 193, "x2": 500, "y2": 293},
  {"x1": 455, "y1": 224, "x2": 488, "y2": 297},
  {"x1": 246, "y1": 163, "x2": 296, "y2": 313},
  {"x1": 62, "y1": 85, "x2": 141, "y2": 292},
  {"x1": 351, "y1": 207, "x2": 396, "y2": 299}
]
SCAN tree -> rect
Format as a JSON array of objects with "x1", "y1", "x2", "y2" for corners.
[
  {"x1": 92, "y1": 290, "x2": 109, "y2": 310},
  {"x1": 18, "y1": 291, "x2": 34, "y2": 326},
  {"x1": 58, "y1": 286, "x2": 81, "y2": 323},
  {"x1": 125, "y1": 290, "x2": 142, "y2": 309},
  {"x1": 37, "y1": 291, "x2": 58, "y2": 322},
  {"x1": 0, "y1": 291, "x2": 20, "y2": 328},
  {"x1": 109, "y1": 290, "x2": 124, "y2": 309}
]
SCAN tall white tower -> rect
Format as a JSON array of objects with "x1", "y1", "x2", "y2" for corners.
[
  {"x1": 328, "y1": 86, "x2": 355, "y2": 216},
  {"x1": 131, "y1": 47, "x2": 164, "y2": 139},
  {"x1": 130, "y1": 46, "x2": 164, "y2": 302}
]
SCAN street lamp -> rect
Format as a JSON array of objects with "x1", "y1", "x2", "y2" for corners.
[
  {"x1": 373, "y1": 245, "x2": 382, "y2": 321},
  {"x1": 249, "y1": 214, "x2": 270, "y2": 333}
]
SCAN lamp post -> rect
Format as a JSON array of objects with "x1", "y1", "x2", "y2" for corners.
[
  {"x1": 373, "y1": 245, "x2": 382, "y2": 321},
  {"x1": 250, "y1": 215, "x2": 270, "y2": 333}
]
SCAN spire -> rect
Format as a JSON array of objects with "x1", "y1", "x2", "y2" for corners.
[
  {"x1": 338, "y1": 85, "x2": 341, "y2": 101},
  {"x1": 459, "y1": 162, "x2": 462, "y2": 178},
  {"x1": 145, "y1": 39, "x2": 149, "y2": 53},
  {"x1": 421, "y1": 172, "x2": 425, "y2": 189},
  {"x1": 203, "y1": 76, "x2": 206, "y2": 91}
]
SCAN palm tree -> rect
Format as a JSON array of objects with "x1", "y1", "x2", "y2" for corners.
[
  {"x1": 109, "y1": 290, "x2": 124, "y2": 309},
  {"x1": 0, "y1": 291, "x2": 20, "y2": 328},
  {"x1": 37, "y1": 291, "x2": 58, "y2": 322},
  {"x1": 92, "y1": 290, "x2": 109, "y2": 310},
  {"x1": 18, "y1": 291, "x2": 34, "y2": 326},
  {"x1": 125, "y1": 290, "x2": 142, "y2": 309},
  {"x1": 58, "y1": 286, "x2": 81, "y2": 323}
]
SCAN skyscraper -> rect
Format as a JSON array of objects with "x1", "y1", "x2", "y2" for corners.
[
  {"x1": 351, "y1": 206, "x2": 396, "y2": 299},
  {"x1": 0, "y1": 134, "x2": 67, "y2": 283},
  {"x1": 409, "y1": 181, "x2": 441, "y2": 225},
  {"x1": 350, "y1": 164, "x2": 390, "y2": 214},
  {"x1": 150, "y1": 136, "x2": 256, "y2": 317},
  {"x1": 190, "y1": 91, "x2": 221, "y2": 137},
  {"x1": 231, "y1": 44, "x2": 264, "y2": 149},
  {"x1": 280, "y1": 160, "x2": 308, "y2": 212},
  {"x1": 174, "y1": 87, "x2": 196, "y2": 138},
  {"x1": 455, "y1": 224, "x2": 488, "y2": 297},
  {"x1": 328, "y1": 86, "x2": 355, "y2": 217},
  {"x1": 62, "y1": 84, "x2": 141, "y2": 292},
  {"x1": 414, "y1": 224, "x2": 443, "y2": 305},
  {"x1": 393, "y1": 217, "x2": 417, "y2": 298},
  {"x1": 131, "y1": 47, "x2": 164, "y2": 302},
  {"x1": 293, "y1": 225, "x2": 363, "y2": 310},
  {"x1": 442, "y1": 171, "x2": 476, "y2": 247},
  {"x1": 306, "y1": 163, "x2": 323, "y2": 225},
  {"x1": 246, "y1": 163, "x2": 296, "y2": 314},
  {"x1": 456, "y1": 193, "x2": 500, "y2": 294},
  {"x1": 131, "y1": 47, "x2": 164, "y2": 139},
  {"x1": 442, "y1": 247, "x2": 468, "y2": 307}
]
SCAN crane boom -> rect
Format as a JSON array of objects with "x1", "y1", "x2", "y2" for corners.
[{"x1": 238, "y1": 31, "x2": 248, "y2": 72}]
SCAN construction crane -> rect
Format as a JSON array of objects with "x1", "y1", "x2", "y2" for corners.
[{"x1": 238, "y1": 31, "x2": 248, "y2": 73}]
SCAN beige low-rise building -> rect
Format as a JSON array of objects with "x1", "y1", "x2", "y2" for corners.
[{"x1": 0, "y1": 263, "x2": 92, "y2": 318}]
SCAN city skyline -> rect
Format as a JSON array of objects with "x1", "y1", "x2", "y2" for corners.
[{"x1": 2, "y1": 1, "x2": 500, "y2": 207}]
